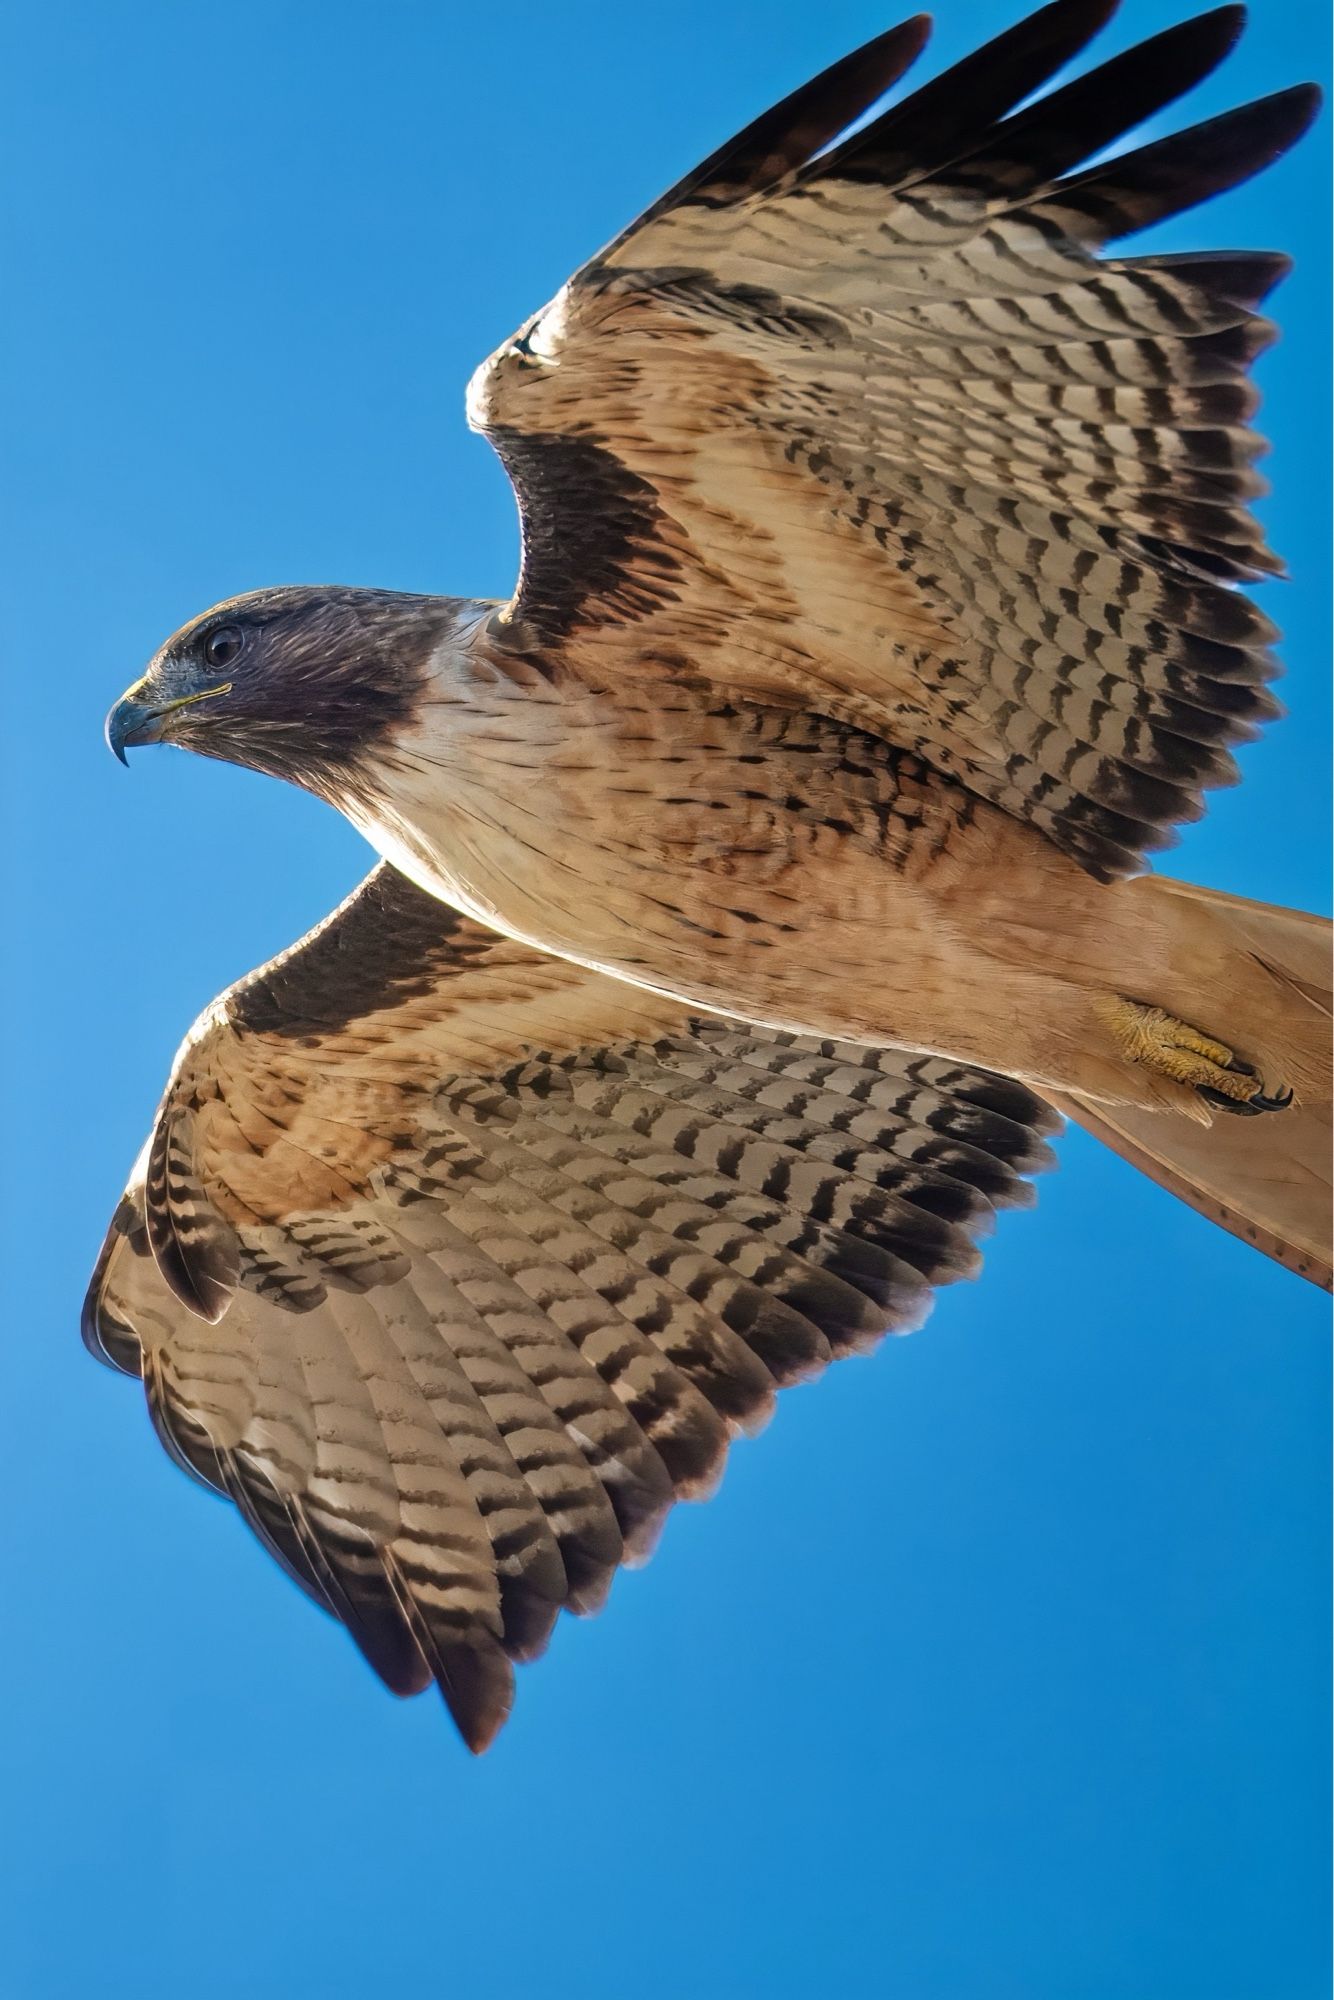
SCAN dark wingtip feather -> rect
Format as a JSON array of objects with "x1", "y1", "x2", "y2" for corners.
[
  {"x1": 606, "y1": 10, "x2": 933, "y2": 244},
  {"x1": 696, "y1": 12, "x2": 934, "y2": 194},
  {"x1": 287, "y1": 1510, "x2": 431, "y2": 1699},
  {"x1": 942, "y1": 1069, "x2": 1066, "y2": 1141},
  {"x1": 1046, "y1": 83, "x2": 1323, "y2": 241},
  {"x1": 497, "y1": 1577, "x2": 565, "y2": 1665},
  {"x1": 434, "y1": 1641, "x2": 516, "y2": 1754},
  {"x1": 943, "y1": 4, "x2": 1250, "y2": 198},
  {"x1": 815, "y1": 0, "x2": 1121, "y2": 186},
  {"x1": 1121, "y1": 249, "x2": 1294, "y2": 311}
]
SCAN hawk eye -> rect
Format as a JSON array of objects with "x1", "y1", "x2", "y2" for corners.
[{"x1": 204, "y1": 625, "x2": 244, "y2": 670}]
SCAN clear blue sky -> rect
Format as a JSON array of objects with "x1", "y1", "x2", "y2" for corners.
[{"x1": 2, "y1": 3, "x2": 1329, "y2": 1995}]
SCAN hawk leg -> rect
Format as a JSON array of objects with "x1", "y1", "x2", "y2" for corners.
[{"x1": 1105, "y1": 1000, "x2": 1294, "y2": 1118}]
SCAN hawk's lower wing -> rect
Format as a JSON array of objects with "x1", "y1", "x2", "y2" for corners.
[
  {"x1": 85, "y1": 864, "x2": 1056, "y2": 1749},
  {"x1": 468, "y1": 1, "x2": 1316, "y2": 879}
]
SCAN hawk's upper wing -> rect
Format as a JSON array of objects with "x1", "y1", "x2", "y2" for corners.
[
  {"x1": 467, "y1": 0, "x2": 1318, "y2": 879},
  {"x1": 85, "y1": 864, "x2": 1057, "y2": 1750}
]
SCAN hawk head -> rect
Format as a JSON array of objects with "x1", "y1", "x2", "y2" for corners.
[{"x1": 106, "y1": 586, "x2": 473, "y2": 791}]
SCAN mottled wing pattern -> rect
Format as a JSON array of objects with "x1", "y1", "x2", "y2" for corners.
[
  {"x1": 86, "y1": 864, "x2": 1057, "y2": 1749},
  {"x1": 467, "y1": 0, "x2": 1318, "y2": 878}
]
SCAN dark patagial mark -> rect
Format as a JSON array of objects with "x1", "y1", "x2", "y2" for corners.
[
  {"x1": 229, "y1": 866, "x2": 490, "y2": 1041},
  {"x1": 489, "y1": 429, "x2": 683, "y2": 642}
]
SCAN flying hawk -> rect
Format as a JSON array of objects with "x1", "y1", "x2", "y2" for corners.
[{"x1": 91, "y1": 0, "x2": 1330, "y2": 1751}]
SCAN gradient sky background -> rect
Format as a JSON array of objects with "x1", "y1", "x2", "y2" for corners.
[{"x1": 2, "y1": 3, "x2": 1329, "y2": 1995}]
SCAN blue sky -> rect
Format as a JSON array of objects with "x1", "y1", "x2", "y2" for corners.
[{"x1": 2, "y1": 3, "x2": 1328, "y2": 1995}]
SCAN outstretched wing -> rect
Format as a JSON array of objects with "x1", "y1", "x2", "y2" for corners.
[
  {"x1": 85, "y1": 864, "x2": 1057, "y2": 1749},
  {"x1": 467, "y1": 0, "x2": 1318, "y2": 879}
]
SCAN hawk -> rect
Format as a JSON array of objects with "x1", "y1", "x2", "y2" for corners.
[{"x1": 92, "y1": 0, "x2": 1330, "y2": 1750}]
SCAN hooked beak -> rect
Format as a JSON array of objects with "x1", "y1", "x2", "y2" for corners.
[{"x1": 105, "y1": 680, "x2": 233, "y2": 765}]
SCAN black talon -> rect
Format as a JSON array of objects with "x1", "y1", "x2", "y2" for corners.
[
  {"x1": 1198, "y1": 1085, "x2": 1266, "y2": 1116},
  {"x1": 1197, "y1": 1080, "x2": 1294, "y2": 1116}
]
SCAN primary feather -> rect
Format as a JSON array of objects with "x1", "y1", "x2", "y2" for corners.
[{"x1": 469, "y1": 0, "x2": 1315, "y2": 879}]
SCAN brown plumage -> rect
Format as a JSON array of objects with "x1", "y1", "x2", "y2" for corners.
[
  {"x1": 96, "y1": 3, "x2": 1330, "y2": 1743},
  {"x1": 86, "y1": 865, "x2": 1059, "y2": 1750}
]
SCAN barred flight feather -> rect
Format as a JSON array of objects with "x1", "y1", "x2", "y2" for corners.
[
  {"x1": 468, "y1": 0, "x2": 1317, "y2": 879},
  {"x1": 86, "y1": 865, "x2": 1056, "y2": 1750}
]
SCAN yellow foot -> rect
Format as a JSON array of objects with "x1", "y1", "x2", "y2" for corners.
[{"x1": 1106, "y1": 1000, "x2": 1294, "y2": 1117}]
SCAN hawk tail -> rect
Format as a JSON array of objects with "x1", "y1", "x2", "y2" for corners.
[{"x1": 1054, "y1": 877, "x2": 1332, "y2": 1288}]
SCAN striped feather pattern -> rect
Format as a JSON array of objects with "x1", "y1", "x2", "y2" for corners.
[
  {"x1": 468, "y1": 0, "x2": 1317, "y2": 878},
  {"x1": 85, "y1": 865, "x2": 1056, "y2": 1749}
]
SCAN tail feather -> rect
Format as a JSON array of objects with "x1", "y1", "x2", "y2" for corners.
[
  {"x1": 1047, "y1": 1087, "x2": 1331, "y2": 1290},
  {"x1": 1062, "y1": 874, "x2": 1332, "y2": 1288},
  {"x1": 1147, "y1": 875, "x2": 1333, "y2": 1033}
]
